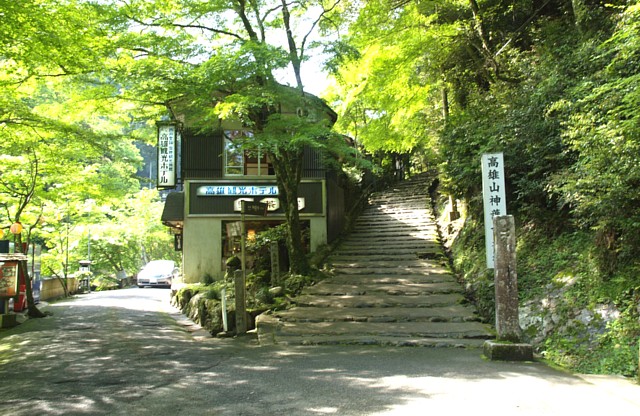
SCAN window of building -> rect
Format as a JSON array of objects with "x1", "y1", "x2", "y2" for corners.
[{"x1": 224, "y1": 130, "x2": 273, "y2": 176}]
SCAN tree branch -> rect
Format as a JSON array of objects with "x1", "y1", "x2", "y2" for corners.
[
  {"x1": 124, "y1": 13, "x2": 246, "y2": 42},
  {"x1": 299, "y1": 0, "x2": 342, "y2": 62},
  {"x1": 234, "y1": 0, "x2": 261, "y2": 42},
  {"x1": 495, "y1": 0, "x2": 554, "y2": 56}
]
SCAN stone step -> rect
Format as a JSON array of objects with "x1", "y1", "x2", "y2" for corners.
[
  {"x1": 355, "y1": 213, "x2": 432, "y2": 220},
  {"x1": 294, "y1": 293, "x2": 465, "y2": 308},
  {"x1": 273, "y1": 306, "x2": 482, "y2": 323},
  {"x1": 336, "y1": 240, "x2": 441, "y2": 249},
  {"x1": 354, "y1": 215, "x2": 436, "y2": 223},
  {"x1": 335, "y1": 245, "x2": 442, "y2": 254},
  {"x1": 332, "y1": 252, "x2": 441, "y2": 260},
  {"x1": 325, "y1": 273, "x2": 458, "y2": 285},
  {"x1": 268, "y1": 321, "x2": 492, "y2": 340},
  {"x1": 255, "y1": 174, "x2": 493, "y2": 348},
  {"x1": 333, "y1": 248, "x2": 441, "y2": 257},
  {"x1": 356, "y1": 212, "x2": 433, "y2": 220},
  {"x1": 343, "y1": 232, "x2": 439, "y2": 241},
  {"x1": 367, "y1": 203, "x2": 427, "y2": 209},
  {"x1": 330, "y1": 260, "x2": 447, "y2": 270},
  {"x1": 333, "y1": 265, "x2": 449, "y2": 275},
  {"x1": 365, "y1": 208, "x2": 429, "y2": 214},
  {"x1": 363, "y1": 206, "x2": 430, "y2": 211},
  {"x1": 267, "y1": 335, "x2": 488, "y2": 348},
  {"x1": 331, "y1": 258, "x2": 445, "y2": 268},
  {"x1": 303, "y1": 281, "x2": 463, "y2": 296},
  {"x1": 346, "y1": 233, "x2": 438, "y2": 241},
  {"x1": 369, "y1": 192, "x2": 428, "y2": 199},
  {"x1": 351, "y1": 223, "x2": 437, "y2": 232},
  {"x1": 338, "y1": 241, "x2": 440, "y2": 250},
  {"x1": 372, "y1": 189, "x2": 429, "y2": 196},
  {"x1": 345, "y1": 232, "x2": 440, "y2": 242},
  {"x1": 349, "y1": 225, "x2": 437, "y2": 233},
  {"x1": 328, "y1": 254, "x2": 443, "y2": 263},
  {"x1": 336, "y1": 246, "x2": 441, "y2": 255},
  {"x1": 363, "y1": 203, "x2": 429, "y2": 209}
]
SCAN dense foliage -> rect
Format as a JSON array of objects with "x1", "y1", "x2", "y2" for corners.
[
  {"x1": 3, "y1": 0, "x2": 639, "y2": 375},
  {"x1": 328, "y1": 0, "x2": 640, "y2": 376},
  {"x1": 95, "y1": 0, "x2": 359, "y2": 275},
  {"x1": 1, "y1": 1, "x2": 176, "y2": 303}
]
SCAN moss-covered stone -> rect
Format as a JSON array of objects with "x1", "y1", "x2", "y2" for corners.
[{"x1": 483, "y1": 340, "x2": 534, "y2": 361}]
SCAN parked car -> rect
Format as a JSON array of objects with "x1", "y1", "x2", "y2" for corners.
[{"x1": 136, "y1": 260, "x2": 178, "y2": 288}]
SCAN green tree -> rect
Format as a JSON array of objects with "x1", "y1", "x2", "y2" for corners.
[
  {"x1": 85, "y1": 189, "x2": 180, "y2": 277},
  {"x1": 109, "y1": 0, "x2": 352, "y2": 274},
  {"x1": 1, "y1": 0, "x2": 147, "y2": 313},
  {"x1": 548, "y1": 3, "x2": 640, "y2": 274}
]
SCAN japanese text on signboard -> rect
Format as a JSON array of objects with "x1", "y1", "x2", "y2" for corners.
[
  {"x1": 197, "y1": 185, "x2": 279, "y2": 196},
  {"x1": 482, "y1": 152, "x2": 507, "y2": 268},
  {"x1": 158, "y1": 124, "x2": 176, "y2": 187}
]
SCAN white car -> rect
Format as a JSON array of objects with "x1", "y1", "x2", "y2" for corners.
[{"x1": 136, "y1": 260, "x2": 178, "y2": 288}]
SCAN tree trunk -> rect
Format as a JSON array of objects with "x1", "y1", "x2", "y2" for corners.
[
  {"x1": 19, "y1": 260, "x2": 45, "y2": 318},
  {"x1": 271, "y1": 148, "x2": 311, "y2": 275},
  {"x1": 57, "y1": 276, "x2": 70, "y2": 298},
  {"x1": 441, "y1": 85, "x2": 449, "y2": 121},
  {"x1": 15, "y1": 239, "x2": 46, "y2": 318}
]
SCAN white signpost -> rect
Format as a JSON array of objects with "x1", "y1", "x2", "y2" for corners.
[
  {"x1": 157, "y1": 123, "x2": 177, "y2": 187},
  {"x1": 482, "y1": 152, "x2": 507, "y2": 269}
]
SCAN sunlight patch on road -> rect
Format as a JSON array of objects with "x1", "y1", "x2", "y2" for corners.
[{"x1": 307, "y1": 406, "x2": 339, "y2": 414}]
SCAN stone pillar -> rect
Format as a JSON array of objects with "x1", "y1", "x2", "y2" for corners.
[
  {"x1": 484, "y1": 217, "x2": 533, "y2": 361},
  {"x1": 493, "y1": 215, "x2": 522, "y2": 342}
]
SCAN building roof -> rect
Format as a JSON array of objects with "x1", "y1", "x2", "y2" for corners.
[
  {"x1": 161, "y1": 191, "x2": 184, "y2": 231},
  {"x1": 0, "y1": 253, "x2": 28, "y2": 261},
  {"x1": 168, "y1": 83, "x2": 337, "y2": 129}
]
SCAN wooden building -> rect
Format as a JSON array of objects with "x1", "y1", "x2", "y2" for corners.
[{"x1": 160, "y1": 91, "x2": 348, "y2": 283}]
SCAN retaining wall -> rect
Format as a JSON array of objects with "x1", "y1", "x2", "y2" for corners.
[{"x1": 40, "y1": 278, "x2": 79, "y2": 302}]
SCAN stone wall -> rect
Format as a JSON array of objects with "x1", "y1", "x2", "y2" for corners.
[{"x1": 40, "y1": 278, "x2": 79, "y2": 302}]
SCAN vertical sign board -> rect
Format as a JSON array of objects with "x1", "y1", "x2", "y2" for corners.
[
  {"x1": 175, "y1": 128, "x2": 182, "y2": 185},
  {"x1": 482, "y1": 152, "x2": 507, "y2": 268},
  {"x1": 0, "y1": 261, "x2": 19, "y2": 298},
  {"x1": 157, "y1": 123, "x2": 176, "y2": 188}
]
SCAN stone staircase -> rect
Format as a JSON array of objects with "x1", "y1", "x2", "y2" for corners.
[{"x1": 256, "y1": 174, "x2": 493, "y2": 347}]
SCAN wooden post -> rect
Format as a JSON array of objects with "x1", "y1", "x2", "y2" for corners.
[
  {"x1": 270, "y1": 241, "x2": 280, "y2": 285},
  {"x1": 234, "y1": 270, "x2": 247, "y2": 334},
  {"x1": 493, "y1": 215, "x2": 522, "y2": 342},
  {"x1": 449, "y1": 195, "x2": 460, "y2": 221}
]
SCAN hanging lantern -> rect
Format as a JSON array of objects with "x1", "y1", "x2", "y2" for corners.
[{"x1": 9, "y1": 222, "x2": 23, "y2": 235}]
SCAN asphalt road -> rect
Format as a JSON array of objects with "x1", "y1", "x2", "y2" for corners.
[{"x1": 1, "y1": 287, "x2": 639, "y2": 416}]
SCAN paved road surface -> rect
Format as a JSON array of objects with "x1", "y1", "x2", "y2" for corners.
[{"x1": 1, "y1": 288, "x2": 639, "y2": 415}]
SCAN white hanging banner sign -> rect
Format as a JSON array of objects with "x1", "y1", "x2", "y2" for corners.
[
  {"x1": 482, "y1": 152, "x2": 507, "y2": 269},
  {"x1": 157, "y1": 124, "x2": 177, "y2": 187}
]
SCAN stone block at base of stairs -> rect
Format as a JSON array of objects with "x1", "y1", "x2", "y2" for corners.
[
  {"x1": 483, "y1": 340, "x2": 534, "y2": 361},
  {"x1": 255, "y1": 313, "x2": 283, "y2": 346}
]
